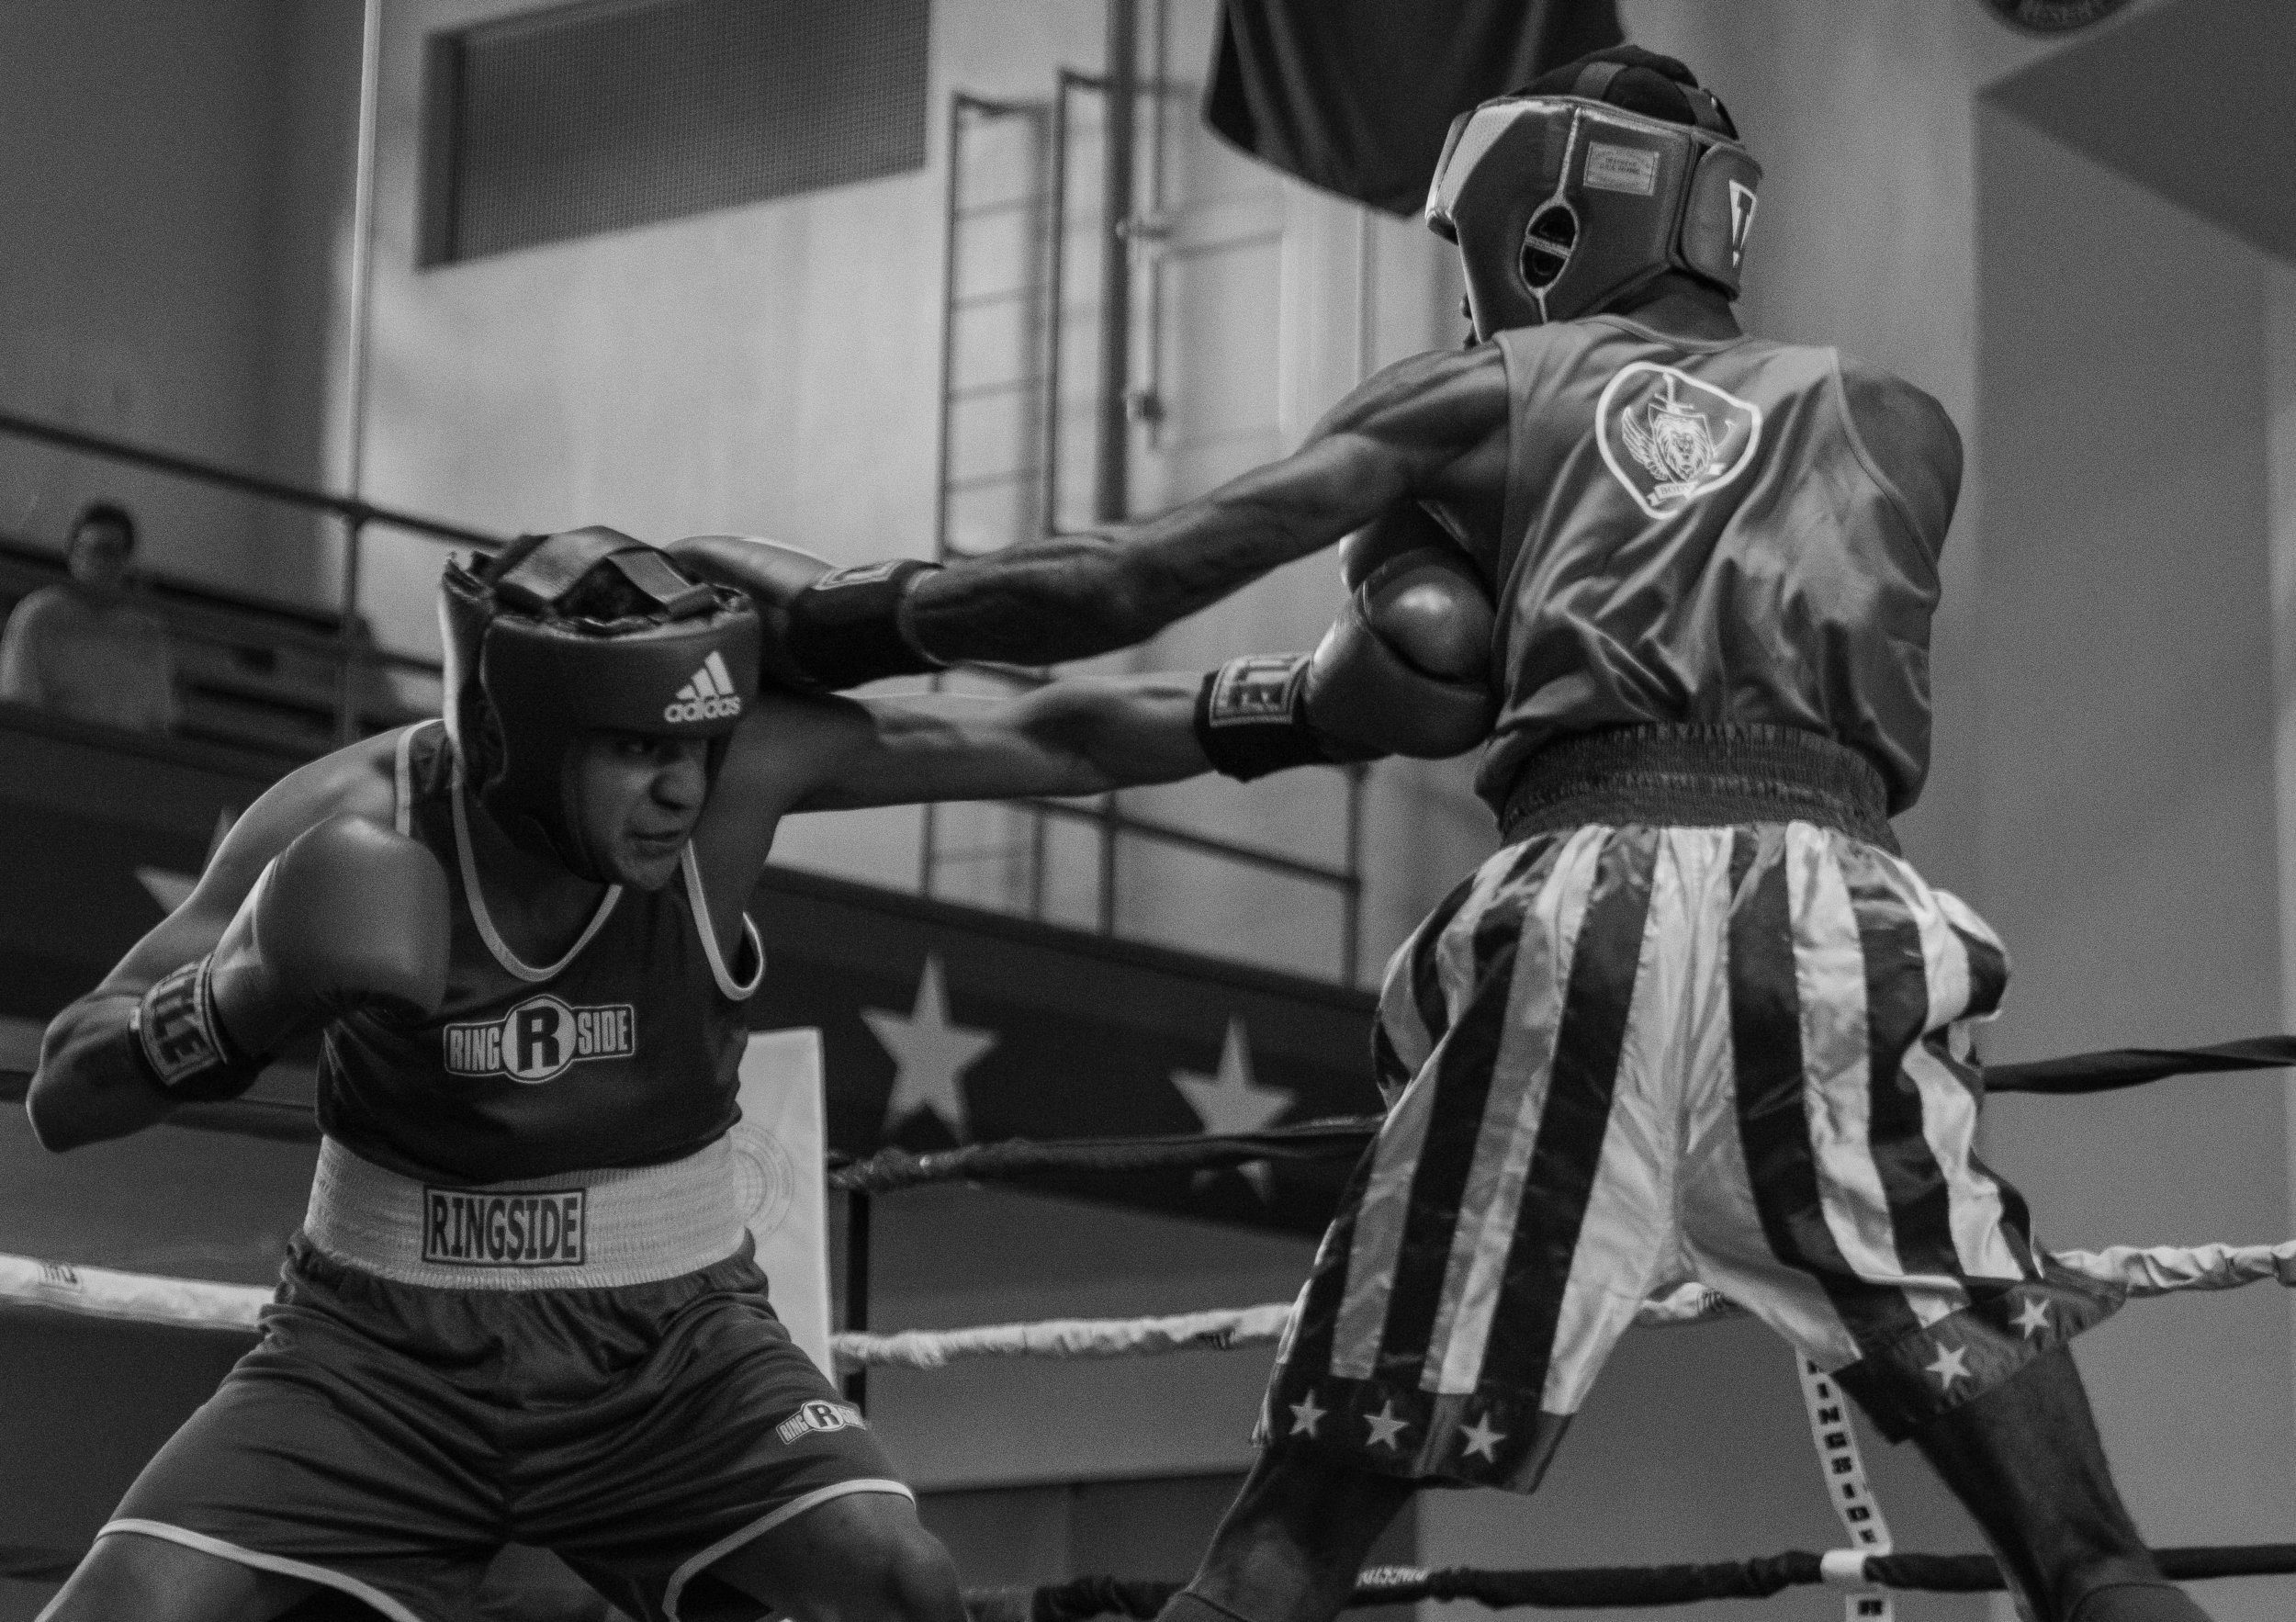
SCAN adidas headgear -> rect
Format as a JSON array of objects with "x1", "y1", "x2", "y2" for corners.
[
  {"x1": 439, "y1": 527, "x2": 762, "y2": 881},
  {"x1": 1424, "y1": 50, "x2": 1761, "y2": 338}
]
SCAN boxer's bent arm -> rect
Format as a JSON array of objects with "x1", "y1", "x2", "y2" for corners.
[
  {"x1": 26, "y1": 736, "x2": 397, "y2": 1150},
  {"x1": 786, "y1": 677, "x2": 1210, "y2": 812},
  {"x1": 904, "y1": 346, "x2": 1505, "y2": 667}
]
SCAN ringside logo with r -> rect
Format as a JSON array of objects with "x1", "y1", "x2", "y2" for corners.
[{"x1": 444, "y1": 995, "x2": 636, "y2": 1084}]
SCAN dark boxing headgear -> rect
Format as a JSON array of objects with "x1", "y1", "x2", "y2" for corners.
[
  {"x1": 439, "y1": 527, "x2": 762, "y2": 881},
  {"x1": 1425, "y1": 47, "x2": 1761, "y2": 338}
]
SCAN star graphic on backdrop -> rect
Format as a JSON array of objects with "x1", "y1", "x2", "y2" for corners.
[
  {"x1": 1171, "y1": 1017, "x2": 1295, "y2": 1200},
  {"x1": 136, "y1": 808, "x2": 237, "y2": 915},
  {"x1": 2012, "y1": 1297, "x2": 2053, "y2": 1339},
  {"x1": 862, "y1": 955, "x2": 997, "y2": 1139},
  {"x1": 136, "y1": 866, "x2": 198, "y2": 913},
  {"x1": 1364, "y1": 1400, "x2": 1410, "y2": 1451},
  {"x1": 1288, "y1": 1391, "x2": 1326, "y2": 1438},
  {"x1": 1923, "y1": 1342, "x2": 1971, "y2": 1391},
  {"x1": 1459, "y1": 1413, "x2": 1506, "y2": 1462}
]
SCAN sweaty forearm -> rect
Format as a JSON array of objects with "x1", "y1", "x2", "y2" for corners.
[
  {"x1": 25, "y1": 994, "x2": 179, "y2": 1151},
  {"x1": 902, "y1": 532, "x2": 1178, "y2": 667},
  {"x1": 1078, "y1": 675, "x2": 1216, "y2": 787},
  {"x1": 1016, "y1": 674, "x2": 1211, "y2": 793}
]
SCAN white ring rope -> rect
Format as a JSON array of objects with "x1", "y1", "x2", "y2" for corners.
[
  {"x1": 0, "y1": 1254, "x2": 265, "y2": 1334},
  {"x1": 833, "y1": 1303, "x2": 1295, "y2": 1369},
  {"x1": 6, "y1": 1240, "x2": 2295, "y2": 1359}
]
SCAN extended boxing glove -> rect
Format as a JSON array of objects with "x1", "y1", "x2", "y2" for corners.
[
  {"x1": 1192, "y1": 546, "x2": 1496, "y2": 780},
  {"x1": 669, "y1": 534, "x2": 943, "y2": 693},
  {"x1": 1300, "y1": 546, "x2": 1497, "y2": 759},
  {"x1": 132, "y1": 817, "x2": 451, "y2": 1100}
]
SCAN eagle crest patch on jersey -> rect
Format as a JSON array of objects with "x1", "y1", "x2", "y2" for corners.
[{"x1": 1596, "y1": 363, "x2": 1763, "y2": 519}]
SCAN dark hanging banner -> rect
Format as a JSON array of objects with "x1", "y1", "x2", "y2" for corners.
[{"x1": 1202, "y1": 0, "x2": 1624, "y2": 216}]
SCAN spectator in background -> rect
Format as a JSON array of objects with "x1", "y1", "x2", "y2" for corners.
[{"x1": 0, "y1": 500, "x2": 177, "y2": 733}]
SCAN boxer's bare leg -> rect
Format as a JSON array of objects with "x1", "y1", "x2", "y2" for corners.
[
  {"x1": 1154, "y1": 1449, "x2": 1414, "y2": 1622},
  {"x1": 710, "y1": 1492, "x2": 966, "y2": 1622},
  {"x1": 1912, "y1": 1347, "x2": 2209, "y2": 1621},
  {"x1": 38, "y1": 1531, "x2": 318, "y2": 1622}
]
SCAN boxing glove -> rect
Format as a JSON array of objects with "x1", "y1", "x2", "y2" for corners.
[
  {"x1": 669, "y1": 534, "x2": 943, "y2": 692},
  {"x1": 1300, "y1": 546, "x2": 1497, "y2": 759},
  {"x1": 133, "y1": 817, "x2": 450, "y2": 1100}
]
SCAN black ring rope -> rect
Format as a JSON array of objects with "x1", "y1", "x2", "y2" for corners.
[
  {"x1": 4, "y1": 1541, "x2": 2291, "y2": 1604},
  {"x1": 826, "y1": 1033, "x2": 2296, "y2": 1195},
  {"x1": 961, "y1": 1543, "x2": 2296, "y2": 1620},
  {"x1": 8, "y1": 1031, "x2": 2296, "y2": 1162}
]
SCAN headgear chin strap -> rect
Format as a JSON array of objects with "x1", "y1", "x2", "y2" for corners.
[
  {"x1": 438, "y1": 526, "x2": 762, "y2": 882},
  {"x1": 1424, "y1": 61, "x2": 1761, "y2": 338}
]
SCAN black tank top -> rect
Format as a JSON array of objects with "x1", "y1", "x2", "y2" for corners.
[
  {"x1": 317, "y1": 722, "x2": 763, "y2": 1182},
  {"x1": 1477, "y1": 318, "x2": 1948, "y2": 816}
]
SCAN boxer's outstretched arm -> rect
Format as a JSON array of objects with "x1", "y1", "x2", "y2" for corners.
[
  {"x1": 722, "y1": 676, "x2": 1211, "y2": 816},
  {"x1": 904, "y1": 345, "x2": 1504, "y2": 666}
]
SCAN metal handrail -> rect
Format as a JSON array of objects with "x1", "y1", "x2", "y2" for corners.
[
  {"x1": 0, "y1": 408, "x2": 499, "y2": 549},
  {"x1": 2, "y1": 391, "x2": 1368, "y2": 975}
]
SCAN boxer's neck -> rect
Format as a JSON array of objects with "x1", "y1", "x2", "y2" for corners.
[
  {"x1": 458, "y1": 786, "x2": 615, "y2": 956},
  {"x1": 1602, "y1": 275, "x2": 1742, "y2": 343}
]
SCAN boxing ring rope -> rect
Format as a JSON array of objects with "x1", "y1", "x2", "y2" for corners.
[
  {"x1": 964, "y1": 1545, "x2": 2296, "y2": 1621},
  {"x1": 8, "y1": 1236, "x2": 2296, "y2": 1359},
  {"x1": 10, "y1": 1031, "x2": 2296, "y2": 1607},
  {"x1": 14, "y1": 1027, "x2": 2290, "y2": 1161}
]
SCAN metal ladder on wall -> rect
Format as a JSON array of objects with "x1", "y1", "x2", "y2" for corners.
[
  {"x1": 918, "y1": 92, "x2": 1056, "y2": 915},
  {"x1": 918, "y1": 62, "x2": 1373, "y2": 982}
]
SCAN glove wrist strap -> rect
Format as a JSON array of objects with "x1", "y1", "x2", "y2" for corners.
[
  {"x1": 1194, "y1": 655, "x2": 1336, "y2": 782},
  {"x1": 783, "y1": 560, "x2": 947, "y2": 691},
  {"x1": 130, "y1": 957, "x2": 263, "y2": 1102}
]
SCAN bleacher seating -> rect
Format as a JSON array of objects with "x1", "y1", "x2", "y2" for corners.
[{"x1": 0, "y1": 535, "x2": 438, "y2": 762}]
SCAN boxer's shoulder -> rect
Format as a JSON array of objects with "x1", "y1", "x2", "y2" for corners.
[
  {"x1": 1832, "y1": 355, "x2": 1962, "y2": 544},
  {"x1": 228, "y1": 729, "x2": 406, "y2": 872},
  {"x1": 1314, "y1": 344, "x2": 1508, "y2": 453}
]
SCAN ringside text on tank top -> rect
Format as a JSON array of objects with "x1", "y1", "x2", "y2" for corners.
[
  {"x1": 1473, "y1": 315, "x2": 1953, "y2": 817},
  {"x1": 319, "y1": 724, "x2": 758, "y2": 1183}
]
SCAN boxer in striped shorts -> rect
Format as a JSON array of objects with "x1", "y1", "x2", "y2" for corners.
[{"x1": 717, "y1": 43, "x2": 2209, "y2": 1622}]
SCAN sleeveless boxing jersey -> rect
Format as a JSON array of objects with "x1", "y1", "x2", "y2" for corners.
[
  {"x1": 318, "y1": 722, "x2": 762, "y2": 1183},
  {"x1": 1474, "y1": 316, "x2": 1949, "y2": 816}
]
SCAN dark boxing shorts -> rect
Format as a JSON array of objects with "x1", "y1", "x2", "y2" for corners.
[
  {"x1": 1259, "y1": 727, "x2": 2122, "y2": 1491},
  {"x1": 101, "y1": 1235, "x2": 905, "y2": 1622}
]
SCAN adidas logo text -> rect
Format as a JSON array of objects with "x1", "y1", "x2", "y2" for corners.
[{"x1": 664, "y1": 649, "x2": 744, "y2": 724}]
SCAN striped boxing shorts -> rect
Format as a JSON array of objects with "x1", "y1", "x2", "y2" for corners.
[{"x1": 1260, "y1": 725, "x2": 2122, "y2": 1491}]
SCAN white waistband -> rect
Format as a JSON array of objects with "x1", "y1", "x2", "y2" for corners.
[{"x1": 303, "y1": 1136, "x2": 746, "y2": 1290}]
